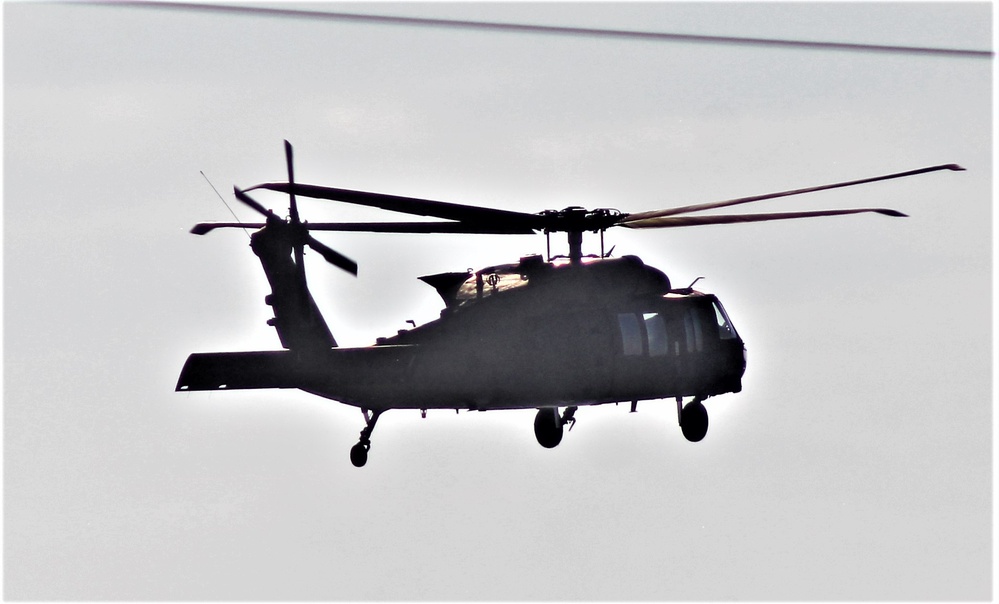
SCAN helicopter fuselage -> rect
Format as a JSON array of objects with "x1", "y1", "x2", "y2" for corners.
[{"x1": 177, "y1": 253, "x2": 746, "y2": 412}]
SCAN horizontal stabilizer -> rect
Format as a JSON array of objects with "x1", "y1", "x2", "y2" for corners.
[{"x1": 176, "y1": 351, "x2": 303, "y2": 392}]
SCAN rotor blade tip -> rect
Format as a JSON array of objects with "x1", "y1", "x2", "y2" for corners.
[
  {"x1": 880, "y1": 209, "x2": 908, "y2": 217},
  {"x1": 946, "y1": 164, "x2": 966, "y2": 171}
]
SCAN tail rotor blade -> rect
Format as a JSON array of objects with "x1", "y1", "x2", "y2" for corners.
[
  {"x1": 191, "y1": 222, "x2": 266, "y2": 235},
  {"x1": 233, "y1": 187, "x2": 280, "y2": 220},
  {"x1": 285, "y1": 140, "x2": 300, "y2": 224},
  {"x1": 283, "y1": 140, "x2": 307, "y2": 283},
  {"x1": 306, "y1": 235, "x2": 359, "y2": 276}
]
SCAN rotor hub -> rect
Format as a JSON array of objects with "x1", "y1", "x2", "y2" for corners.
[{"x1": 540, "y1": 207, "x2": 623, "y2": 233}]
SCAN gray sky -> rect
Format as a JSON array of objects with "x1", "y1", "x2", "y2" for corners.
[{"x1": 3, "y1": 1, "x2": 993, "y2": 600}]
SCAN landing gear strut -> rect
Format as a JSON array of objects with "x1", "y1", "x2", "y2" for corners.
[
  {"x1": 677, "y1": 397, "x2": 708, "y2": 442},
  {"x1": 533, "y1": 406, "x2": 576, "y2": 448},
  {"x1": 350, "y1": 409, "x2": 382, "y2": 467}
]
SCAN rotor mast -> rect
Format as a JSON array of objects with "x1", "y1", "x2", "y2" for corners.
[
  {"x1": 567, "y1": 230, "x2": 584, "y2": 264},
  {"x1": 542, "y1": 207, "x2": 620, "y2": 264}
]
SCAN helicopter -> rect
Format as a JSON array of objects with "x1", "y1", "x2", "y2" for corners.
[{"x1": 176, "y1": 140, "x2": 964, "y2": 466}]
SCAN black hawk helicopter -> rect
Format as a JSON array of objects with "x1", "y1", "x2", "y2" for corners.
[{"x1": 176, "y1": 140, "x2": 964, "y2": 466}]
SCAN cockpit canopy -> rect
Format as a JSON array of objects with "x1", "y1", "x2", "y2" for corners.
[{"x1": 419, "y1": 254, "x2": 672, "y2": 309}]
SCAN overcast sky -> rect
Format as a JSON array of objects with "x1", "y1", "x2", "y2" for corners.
[{"x1": 3, "y1": 1, "x2": 993, "y2": 600}]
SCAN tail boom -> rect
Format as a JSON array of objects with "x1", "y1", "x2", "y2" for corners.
[{"x1": 175, "y1": 346, "x2": 423, "y2": 409}]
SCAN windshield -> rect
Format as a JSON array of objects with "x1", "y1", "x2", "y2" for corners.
[{"x1": 712, "y1": 299, "x2": 738, "y2": 340}]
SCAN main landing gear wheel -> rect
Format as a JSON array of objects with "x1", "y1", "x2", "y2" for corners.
[
  {"x1": 679, "y1": 399, "x2": 709, "y2": 443},
  {"x1": 534, "y1": 407, "x2": 563, "y2": 448}
]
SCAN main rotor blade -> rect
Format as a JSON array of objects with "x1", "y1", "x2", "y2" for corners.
[
  {"x1": 193, "y1": 220, "x2": 533, "y2": 235},
  {"x1": 100, "y1": 2, "x2": 993, "y2": 58},
  {"x1": 620, "y1": 208, "x2": 906, "y2": 229},
  {"x1": 305, "y1": 221, "x2": 535, "y2": 234},
  {"x1": 248, "y1": 182, "x2": 545, "y2": 230},
  {"x1": 190, "y1": 222, "x2": 266, "y2": 235},
  {"x1": 305, "y1": 235, "x2": 358, "y2": 276},
  {"x1": 625, "y1": 164, "x2": 964, "y2": 221},
  {"x1": 232, "y1": 187, "x2": 280, "y2": 220}
]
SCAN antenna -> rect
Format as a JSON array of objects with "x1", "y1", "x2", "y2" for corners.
[{"x1": 200, "y1": 171, "x2": 250, "y2": 239}]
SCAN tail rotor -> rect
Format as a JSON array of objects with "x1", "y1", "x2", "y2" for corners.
[{"x1": 204, "y1": 141, "x2": 359, "y2": 278}]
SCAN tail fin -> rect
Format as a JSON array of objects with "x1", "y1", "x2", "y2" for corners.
[{"x1": 251, "y1": 222, "x2": 337, "y2": 350}]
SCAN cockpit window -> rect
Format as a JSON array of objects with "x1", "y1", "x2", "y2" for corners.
[{"x1": 712, "y1": 300, "x2": 738, "y2": 340}]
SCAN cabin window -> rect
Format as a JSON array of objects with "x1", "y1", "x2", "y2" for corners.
[
  {"x1": 644, "y1": 313, "x2": 668, "y2": 357},
  {"x1": 712, "y1": 301, "x2": 737, "y2": 340},
  {"x1": 683, "y1": 309, "x2": 704, "y2": 352},
  {"x1": 617, "y1": 313, "x2": 642, "y2": 356}
]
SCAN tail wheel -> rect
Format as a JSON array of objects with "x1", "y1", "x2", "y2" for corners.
[
  {"x1": 680, "y1": 400, "x2": 709, "y2": 442},
  {"x1": 350, "y1": 442, "x2": 369, "y2": 467},
  {"x1": 534, "y1": 407, "x2": 564, "y2": 448}
]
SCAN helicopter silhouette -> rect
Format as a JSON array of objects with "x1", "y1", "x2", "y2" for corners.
[{"x1": 176, "y1": 140, "x2": 964, "y2": 466}]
